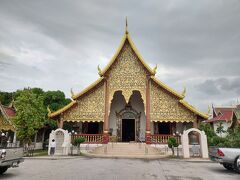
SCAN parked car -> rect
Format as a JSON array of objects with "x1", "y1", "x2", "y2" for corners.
[
  {"x1": 0, "y1": 147, "x2": 24, "y2": 174},
  {"x1": 209, "y1": 147, "x2": 240, "y2": 173}
]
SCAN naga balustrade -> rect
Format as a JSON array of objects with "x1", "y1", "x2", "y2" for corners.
[
  {"x1": 71, "y1": 134, "x2": 103, "y2": 144},
  {"x1": 151, "y1": 134, "x2": 181, "y2": 144}
]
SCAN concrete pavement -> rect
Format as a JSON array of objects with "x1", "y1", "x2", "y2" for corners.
[{"x1": 1, "y1": 157, "x2": 239, "y2": 180}]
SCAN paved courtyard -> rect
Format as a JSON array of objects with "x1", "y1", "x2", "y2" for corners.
[{"x1": 1, "y1": 157, "x2": 239, "y2": 180}]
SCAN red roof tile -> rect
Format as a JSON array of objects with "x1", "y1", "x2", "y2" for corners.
[
  {"x1": 3, "y1": 106, "x2": 16, "y2": 117},
  {"x1": 206, "y1": 110, "x2": 233, "y2": 123}
]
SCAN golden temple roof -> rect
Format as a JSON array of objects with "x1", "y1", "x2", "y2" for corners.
[
  {"x1": 48, "y1": 100, "x2": 77, "y2": 118},
  {"x1": 101, "y1": 31, "x2": 155, "y2": 75},
  {"x1": 151, "y1": 76, "x2": 184, "y2": 99},
  {"x1": 72, "y1": 77, "x2": 105, "y2": 99},
  {"x1": 49, "y1": 24, "x2": 208, "y2": 120},
  {"x1": 179, "y1": 100, "x2": 209, "y2": 119}
]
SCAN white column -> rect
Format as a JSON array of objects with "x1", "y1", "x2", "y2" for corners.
[{"x1": 13, "y1": 131, "x2": 17, "y2": 144}]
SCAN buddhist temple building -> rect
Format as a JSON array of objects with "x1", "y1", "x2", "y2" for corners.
[{"x1": 48, "y1": 22, "x2": 208, "y2": 144}]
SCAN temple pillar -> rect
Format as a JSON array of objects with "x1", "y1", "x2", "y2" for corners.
[
  {"x1": 193, "y1": 119, "x2": 198, "y2": 128},
  {"x1": 57, "y1": 118, "x2": 64, "y2": 129},
  {"x1": 145, "y1": 76, "x2": 151, "y2": 144},
  {"x1": 103, "y1": 79, "x2": 109, "y2": 143}
]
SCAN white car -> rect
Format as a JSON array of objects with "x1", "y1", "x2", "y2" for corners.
[{"x1": 209, "y1": 147, "x2": 240, "y2": 173}]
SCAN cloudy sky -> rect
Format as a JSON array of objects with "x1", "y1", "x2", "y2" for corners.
[{"x1": 0, "y1": 0, "x2": 240, "y2": 112}]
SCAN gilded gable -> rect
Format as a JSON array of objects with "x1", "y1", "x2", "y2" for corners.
[
  {"x1": 107, "y1": 40, "x2": 148, "y2": 103},
  {"x1": 62, "y1": 82, "x2": 105, "y2": 122},
  {"x1": 150, "y1": 81, "x2": 196, "y2": 122}
]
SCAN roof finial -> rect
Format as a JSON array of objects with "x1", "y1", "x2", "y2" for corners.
[
  {"x1": 181, "y1": 85, "x2": 186, "y2": 97},
  {"x1": 125, "y1": 16, "x2": 128, "y2": 34},
  {"x1": 153, "y1": 64, "x2": 158, "y2": 75},
  {"x1": 70, "y1": 88, "x2": 75, "y2": 97},
  {"x1": 208, "y1": 105, "x2": 211, "y2": 115},
  {"x1": 98, "y1": 65, "x2": 103, "y2": 77}
]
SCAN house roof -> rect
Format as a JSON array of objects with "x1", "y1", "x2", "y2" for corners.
[
  {"x1": 0, "y1": 103, "x2": 16, "y2": 130},
  {"x1": 206, "y1": 110, "x2": 233, "y2": 123}
]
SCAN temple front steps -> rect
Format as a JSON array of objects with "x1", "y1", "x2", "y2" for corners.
[{"x1": 83, "y1": 142, "x2": 168, "y2": 158}]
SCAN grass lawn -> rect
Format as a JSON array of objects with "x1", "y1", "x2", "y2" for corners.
[{"x1": 33, "y1": 149, "x2": 48, "y2": 156}]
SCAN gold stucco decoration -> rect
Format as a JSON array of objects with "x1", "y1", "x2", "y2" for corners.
[
  {"x1": 107, "y1": 41, "x2": 147, "y2": 107},
  {"x1": 150, "y1": 81, "x2": 196, "y2": 122},
  {"x1": 62, "y1": 82, "x2": 105, "y2": 122}
]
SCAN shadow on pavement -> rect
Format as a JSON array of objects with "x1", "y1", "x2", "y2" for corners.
[
  {"x1": 210, "y1": 167, "x2": 238, "y2": 175},
  {"x1": 0, "y1": 172, "x2": 18, "y2": 179}
]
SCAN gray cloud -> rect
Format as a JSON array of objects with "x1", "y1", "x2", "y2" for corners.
[{"x1": 0, "y1": 0, "x2": 240, "y2": 112}]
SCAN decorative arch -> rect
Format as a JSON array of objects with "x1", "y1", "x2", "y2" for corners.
[
  {"x1": 48, "y1": 128, "x2": 71, "y2": 156},
  {"x1": 181, "y1": 128, "x2": 208, "y2": 158},
  {"x1": 109, "y1": 89, "x2": 146, "y2": 114}
]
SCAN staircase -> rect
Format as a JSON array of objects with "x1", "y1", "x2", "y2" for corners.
[{"x1": 87, "y1": 142, "x2": 165, "y2": 158}]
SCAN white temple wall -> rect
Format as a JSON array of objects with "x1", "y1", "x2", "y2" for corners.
[
  {"x1": 108, "y1": 91, "x2": 146, "y2": 138},
  {"x1": 109, "y1": 92, "x2": 126, "y2": 136},
  {"x1": 129, "y1": 91, "x2": 146, "y2": 139}
]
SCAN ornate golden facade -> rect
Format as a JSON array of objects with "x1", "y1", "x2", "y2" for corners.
[
  {"x1": 0, "y1": 115, "x2": 14, "y2": 131},
  {"x1": 62, "y1": 82, "x2": 105, "y2": 122},
  {"x1": 49, "y1": 26, "x2": 208, "y2": 126},
  {"x1": 150, "y1": 81, "x2": 196, "y2": 122},
  {"x1": 107, "y1": 41, "x2": 147, "y2": 104}
]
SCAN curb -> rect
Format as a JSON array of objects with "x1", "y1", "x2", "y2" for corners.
[{"x1": 23, "y1": 156, "x2": 83, "y2": 160}]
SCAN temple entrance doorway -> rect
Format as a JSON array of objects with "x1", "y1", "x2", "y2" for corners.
[{"x1": 122, "y1": 119, "x2": 135, "y2": 142}]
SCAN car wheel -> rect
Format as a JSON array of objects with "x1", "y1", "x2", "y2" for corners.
[
  {"x1": 234, "y1": 156, "x2": 240, "y2": 173},
  {"x1": 0, "y1": 167, "x2": 8, "y2": 175},
  {"x1": 223, "y1": 163, "x2": 234, "y2": 170}
]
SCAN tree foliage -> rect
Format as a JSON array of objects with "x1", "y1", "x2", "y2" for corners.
[
  {"x1": 0, "y1": 91, "x2": 14, "y2": 106},
  {"x1": 43, "y1": 90, "x2": 71, "y2": 111},
  {"x1": 13, "y1": 88, "x2": 46, "y2": 145},
  {"x1": 168, "y1": 137, "x2": 179, "y2": 155},
  {"x1": 216, "y1": 122, "x2": 226, "y2": 137},
  {"x1": 200, "y1": 122, "x2": 240, "y2": 148}
]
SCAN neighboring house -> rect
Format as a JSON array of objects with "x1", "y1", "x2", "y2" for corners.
[
  {"x1": 0, "y1": 102, "x2": 49, "y2": 149},
  {"x1": 205, "y1": 105, "x2": 240, "y2": 137},
  {"x1": 0, "y1": 102, "x2": 17, "y2": 144}
]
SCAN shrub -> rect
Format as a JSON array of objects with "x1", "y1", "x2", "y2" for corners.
[
  {"x1": 72, "y1": 137, "x2": 85, "y2": 155},
  {"x1": 168, "y1": 137, "x2": 179, "y2": 155}
]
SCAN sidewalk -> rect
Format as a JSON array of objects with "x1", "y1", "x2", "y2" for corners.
[
  {"x1": 24, "y1": 154, "x2": 212, "y2": 163},
  {"x1": 24, "y1": 155, "x2": 83, "y2": 160}
]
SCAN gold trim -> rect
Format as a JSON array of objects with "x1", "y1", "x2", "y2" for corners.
[
  {"x1": 65, "y1": 119, "x2": 103, "y2": 122},
  {"x1": 179, "y1": 100, "x2": 209, "y2": 119},
  {"x1": 101, "y1": 33, "x2": 155, "y2": 75},
  {"x1": 151, "y1": 76, "x2": 184, "y2": 99},
  {"x1": 72, "y1": 77, "x2": 104, "y2": 99},
  {"x1": 48, "y1": 100, "x2": 77, "y2": 118},
  {"x1": 151, "y1": 120, "x2": 193, "y2": 123}
]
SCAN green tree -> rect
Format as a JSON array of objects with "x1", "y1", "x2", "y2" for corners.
[
  {"x1": 43, "y1": 90, "x2": 71, "y2": 111},
  {"x1": 216, "y1": 122, "x2": 226, "y2": 137},
  {"x1": 168, "y1": 137, "x2": 179, "y2": 156},
  {"x1": 0, "y1": 91, "x2": 14, "y2": 106},
  {"x1": 13, "y1": 88, "x2": 46, "y2": 146}
]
